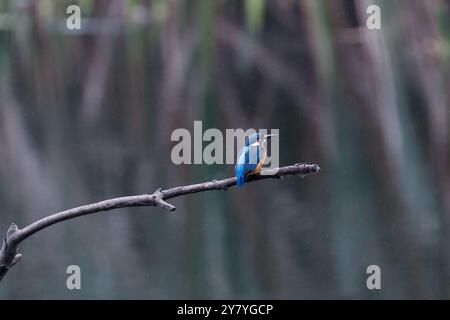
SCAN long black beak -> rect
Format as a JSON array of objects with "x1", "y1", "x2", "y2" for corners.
[{"x1": 264, "y1": 134, "x2": 277, "y2": 139}]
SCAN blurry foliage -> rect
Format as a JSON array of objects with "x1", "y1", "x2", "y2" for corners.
[{"x1": 0, "y1": 0, "x2": 449, "y2": 299}]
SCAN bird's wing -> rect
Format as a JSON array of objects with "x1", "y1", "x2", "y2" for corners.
[
  {"x1": 239, "y1": 145, "x2": 260, "y2": 171},
  {"x1": 235, "y1": 147, "x2": 245, "y2": 167}
]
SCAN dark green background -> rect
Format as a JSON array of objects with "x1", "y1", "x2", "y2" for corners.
[{"x1": 0, "y1": 0, "x2": 449, "y2": 299}]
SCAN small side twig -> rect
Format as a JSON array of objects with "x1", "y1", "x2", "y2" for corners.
[{"x1": 0, "y1": 162, "x2": 319, "y2": 282}]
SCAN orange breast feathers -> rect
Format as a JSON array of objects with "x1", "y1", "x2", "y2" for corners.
[{"x1": 252, "y1": 143, "x2": 267, "y2": 174}]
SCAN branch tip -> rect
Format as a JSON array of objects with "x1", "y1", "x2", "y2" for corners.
[{"x1": 154, "y1": 197, "x2": 176, "y2": 212}]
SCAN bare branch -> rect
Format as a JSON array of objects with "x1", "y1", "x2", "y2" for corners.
[{"x1": 0, "y1": 163, "x2": 320, "y2": 282}]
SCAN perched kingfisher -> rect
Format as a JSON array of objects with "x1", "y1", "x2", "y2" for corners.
[{"x1": 235, "y1": 133, "x2": 276, "y2": 186}]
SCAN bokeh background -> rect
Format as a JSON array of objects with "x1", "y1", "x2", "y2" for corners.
[{"x1": 0, "y1": 0, "x2": 449, "y2": 299}]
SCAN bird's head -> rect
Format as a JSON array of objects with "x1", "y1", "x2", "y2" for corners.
[{"x1": 245, "y1": 133, "x2": 276, "y2": 147}]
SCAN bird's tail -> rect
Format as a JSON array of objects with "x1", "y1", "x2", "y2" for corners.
[{"x1": 235, "y1": 164, "x2": 246, "y2": 187}]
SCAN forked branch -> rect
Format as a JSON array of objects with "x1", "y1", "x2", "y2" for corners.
[{"x1": 0, "y1": 163, "x2": 320, "y2": 282}]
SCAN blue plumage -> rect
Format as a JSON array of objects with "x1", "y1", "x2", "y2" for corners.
[
  {"x1": 235, "y1": 133, "x2": 263, "y2": 187},
  {"x1": 235, "y1": 158, "x2": 246, "y2": 186}
]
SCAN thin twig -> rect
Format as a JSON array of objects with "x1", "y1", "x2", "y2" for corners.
[{"x1": 0, "y1": 163, "x2": 320, "y2": 282}]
